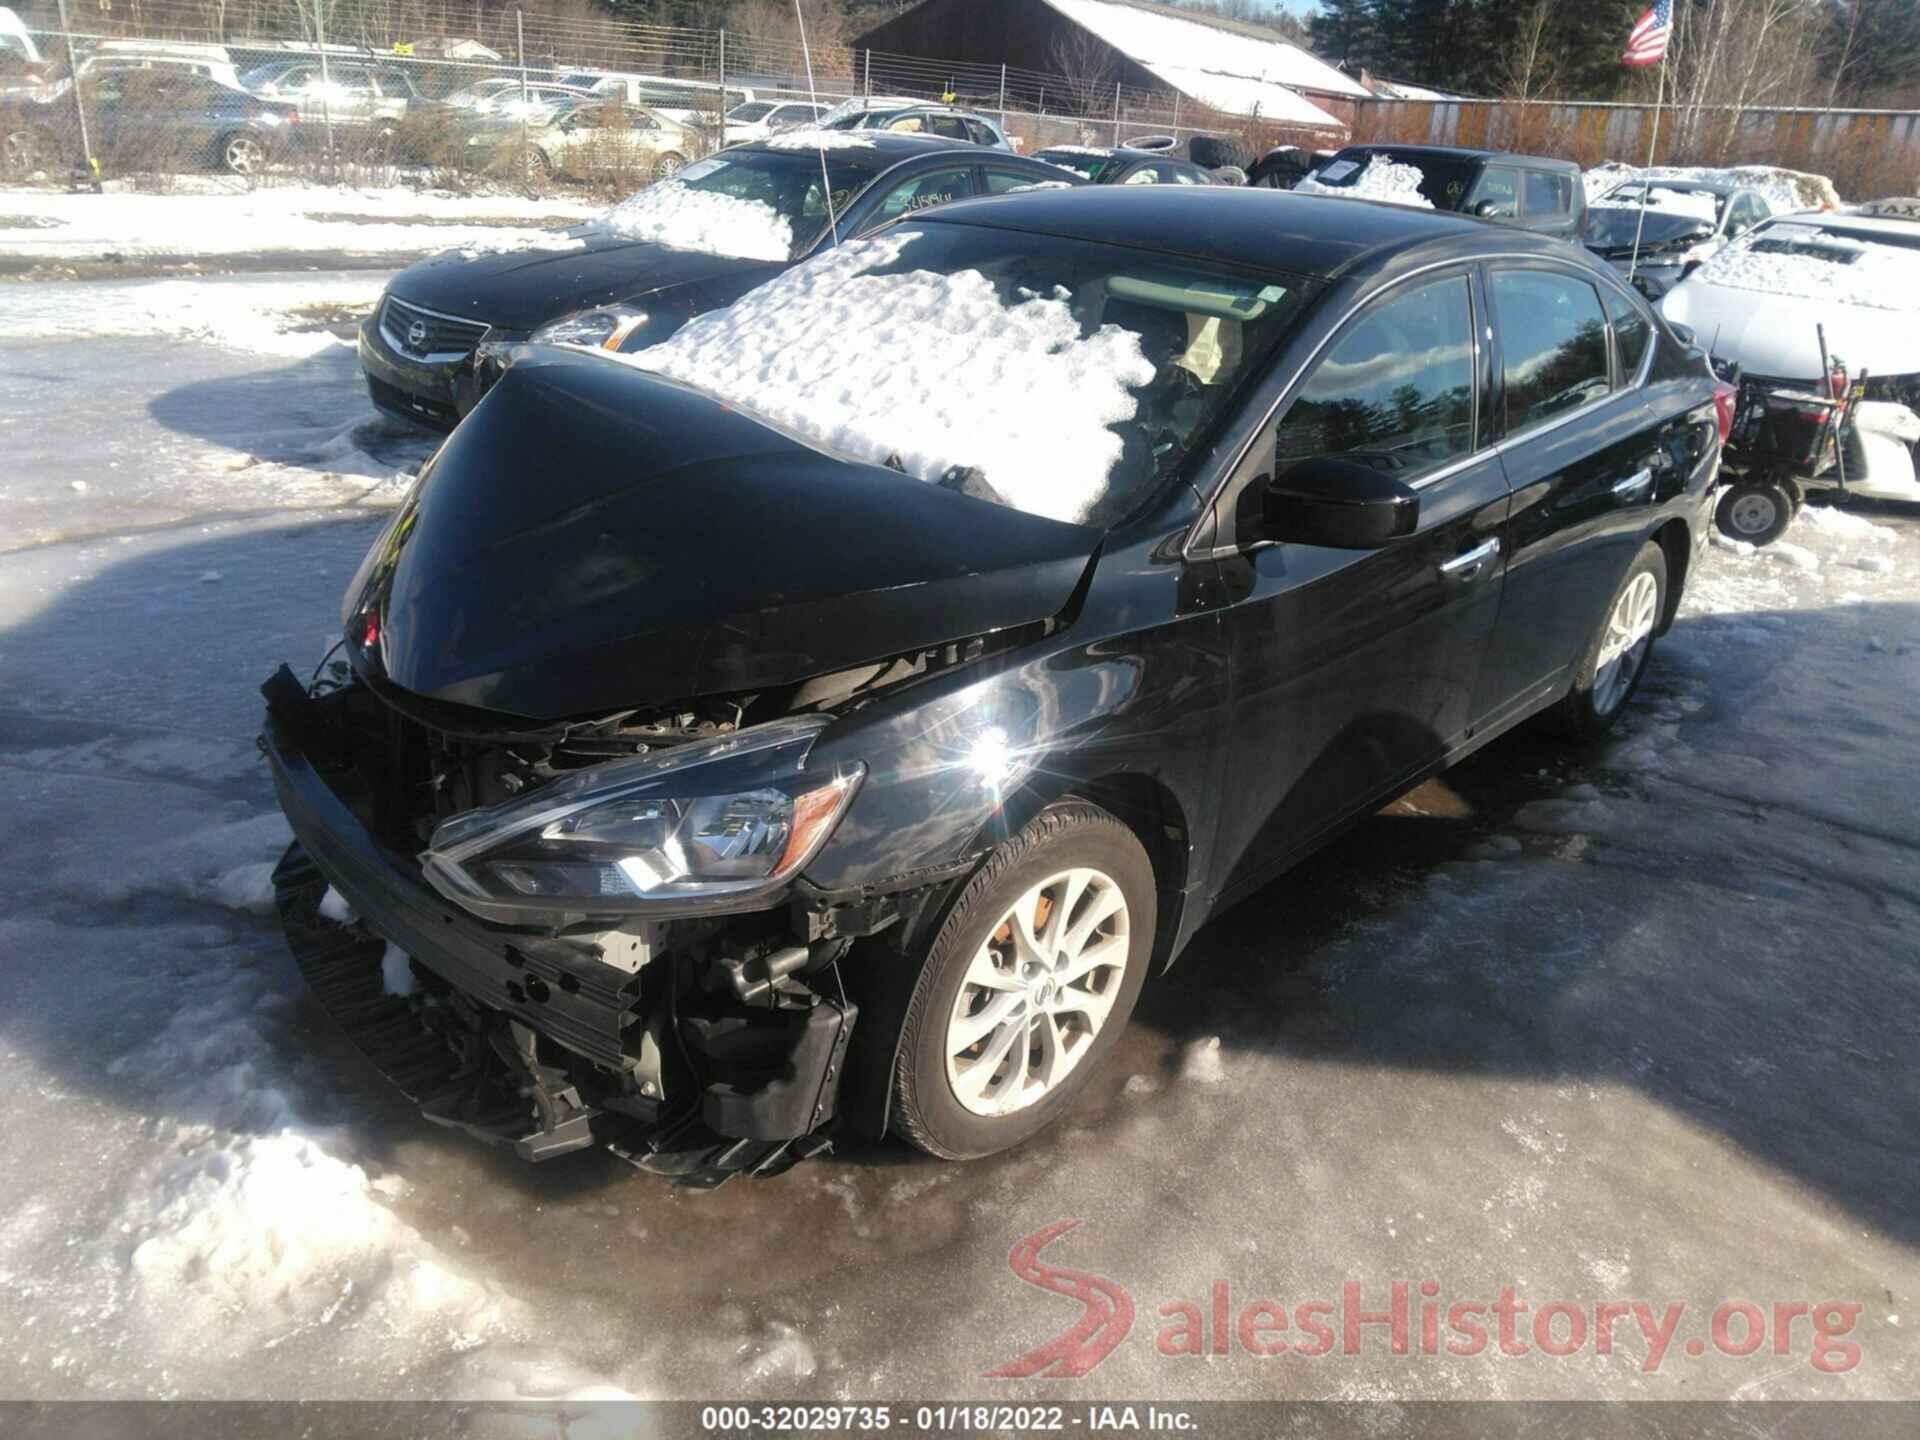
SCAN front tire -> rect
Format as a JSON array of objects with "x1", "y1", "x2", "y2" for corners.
[
  {"x1": 1552, "y1": 540, "x2": 1667, "y2": 738},
  {"x1": 654, "y1": 150, "x2": 686, "y2": 179},
  {"x1": 1716, "y1": 478, "x2": 1794, "y2": 546},
  {"x1": 892, "y1": 801, "x2": 1155, "y2": 1160}
]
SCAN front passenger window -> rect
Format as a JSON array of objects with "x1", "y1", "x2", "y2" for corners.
[
  {"x1": 1273, "y1": 276, "x2": 1477, "y2": 482},
  {"x1": 870, "y1": 166, "x2": 972, "y2": 224},
  {"x1": 1491, "y1": 270, "x2": 1610, "y2": 432}
]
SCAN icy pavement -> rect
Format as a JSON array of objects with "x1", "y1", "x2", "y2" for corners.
[{"x1": 1, "y1": 282, "x2": 1917, "y2": 1401}]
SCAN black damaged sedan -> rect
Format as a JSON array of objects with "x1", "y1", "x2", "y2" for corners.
[
  {"x1": 358, "y1": 132, "x2": 1075, "y2": 429},
  {"x1": 268, "y1": 187, "x2": 1729, "y2": 1183}
]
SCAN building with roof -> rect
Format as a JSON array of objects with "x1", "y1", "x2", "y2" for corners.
[{"x1": 851, "y1": 0, "x2": 1368, "y2": 134}]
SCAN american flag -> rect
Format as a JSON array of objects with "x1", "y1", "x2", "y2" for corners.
[{"x1": 1623, "y1": 0, "x2": 1673, "y2": 65}]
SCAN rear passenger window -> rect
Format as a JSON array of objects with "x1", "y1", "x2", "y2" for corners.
[
  {"x1": 1491, "y1": 270, "x2": 1611, "y2": 432},
  {"x1": 984, "y1": 168, "x2": 1038, "y2": 193},
  {"x1": 1274, "y1": 276, "x2": 1477, "y2": 482},
  {"x1": 1525, "y1": 170, "x2": 1571, "y2": 217},
  {"x1": 1604, "y1": 287, "x2": 1653, "y2": 381}
]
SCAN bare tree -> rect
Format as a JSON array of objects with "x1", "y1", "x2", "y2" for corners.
[
  {"x1": 1493, "y1": 0, "x2": 1559, "y2": 102},
  {"x1": 1049, "y1": 26, "x2": 1115, "y2": 118}
]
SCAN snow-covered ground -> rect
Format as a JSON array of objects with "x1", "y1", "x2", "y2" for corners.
[
  {"x1": 0, "y1": 182, "x2": 594, "y2": 265},
  {"x1": 1, "y1": 262, "x2": 1917, "y2": 1404}
]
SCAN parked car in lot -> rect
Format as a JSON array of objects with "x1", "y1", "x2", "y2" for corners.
[
  {"x1": 360, "y1": 133, "x2": 1076, "y2": 428},
  {"x1": 1297, "y1": 143, "x2": 1586, "y2": 240},
  {"x1": 2, "y1": 68, "x2": 298, "y2": 176},
  {"x1": 819, "y1": 95, "x2": 1011, "y2": 149},
  {"x1": 1033, "y1": 144, "x2": 1215, "y2": 186},
  {"x1": 722, "y1": 98, "x2": 827, "y2": 145},
  {"x1": 1583, "y1": 177, "x2": 1772, "y2": 297},
  {"x1": 1662, "y1": 200, "x2": 1920, "y2": 529},
  {"x1": 467, "y1": 98, "x2": 693, "y2": 182},
  {"x1": 241, "y1": 57, "x2": 428, "y2": 128},
  {"x1": 284, "y1": 187, "x2": 1726, "y2": 1183}
]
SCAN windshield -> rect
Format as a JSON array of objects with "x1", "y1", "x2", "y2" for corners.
[
  {"x1": 1584, "y1": 205, "x2": 1715, "y2": 249},
  {"x1": 602, "y1": 148, "x2": 888, "y2": 261},
  {"x1": 620, "y1": 223, "x2": 1317, "y2": 528},
  {"x1": 1594, "y1": 183, "x2": 1724, "y2": 222},
  {"x1": 1304, "y1": 150, "x2": 1479, "y2": 210},
  {"x1": 729, "y1": 101, "x2": 774, "y2": 122}
]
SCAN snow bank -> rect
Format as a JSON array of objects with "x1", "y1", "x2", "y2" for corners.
[
  {"x1": 624, "y1": 231, "x2": 1156, "y2": 524},
  {"x1": 1295, "y1": 155, "x2": 1434, "y2": 209},
  {"x1": 604, "y1": 176, "x2": 794, "y2": 261},
  {"x1": 0, "y1": 183, "x2": 593, "y2": 261},
  {"x1": 0, "y1": 274, "x2": 384, "y2": 356},
  {"x1": 1580, "y1": 161, "x2": 1840, "y2": 212}
]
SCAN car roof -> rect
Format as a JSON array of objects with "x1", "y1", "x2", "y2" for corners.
[
  {"x1": 912, "y1": 185, "x2": 1529, "y2": 280},
  {"x1": 736, "y1": 132, "x2": 974, "y2": 160},
  {"x1": 1340, "y1": 142, "x2": 1580, "y2": 172}
]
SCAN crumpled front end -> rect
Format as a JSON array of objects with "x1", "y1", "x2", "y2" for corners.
[{"x1": 260, "y1": 667, "x2": 867, "y2": 1187}]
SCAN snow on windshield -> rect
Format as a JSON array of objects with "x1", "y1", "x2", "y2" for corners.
[
  {"x1": 1294, "y1": 155, "x2": 1434, "y2": 209},
  {"x1": 603, "y1": 172, "x2": 794, "y2": 261},
  {"x1": 1695, "y1": 224, "x2": 1918, "y2": 311},
  {"x1": 622, "y1": 232, "x2": 1156, "y2": 524},
  {"x1": 1593, "y1": 185, "x2": 1720, "y2": 222},
  {"x1": 762, "y1": 128, "x2": 877, "y2": 150}
]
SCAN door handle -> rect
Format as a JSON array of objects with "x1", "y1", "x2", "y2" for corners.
[
  {"x1": 1438, "y1": 537, "x2": 1501, "y2": 582},
  {"x1": 1613, "y1": 467, "x2": 1655, "y2": 500}
]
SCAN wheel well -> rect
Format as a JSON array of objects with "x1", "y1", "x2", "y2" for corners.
[
  {"x1": 1045, "y1": 773, "x2": 1192, "y2": 973},
  {"x1": 1653, "y1": 518, "x2": 1691, "y2": 634}
]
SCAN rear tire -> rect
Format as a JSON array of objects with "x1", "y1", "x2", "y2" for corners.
[
  {"x1": 1551, "y1": 541, "x2": 1667, "y2": 739},
  {"x1": 1716, "y1": 478, "x2": 1793, "y2": 546},
  {"x1": 220, "y1": 129, "x2": 267, "y2": 175},
  {"x1": 3, "y1": 125, "x2": 59, "y2": 178},
  {"x1": 891, "y1": 801, "x2": 1155, "y2": 1161}
]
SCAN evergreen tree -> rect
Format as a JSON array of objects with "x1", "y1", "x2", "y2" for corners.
[{"x1": 1309, "y1": 0, "x2": 1377, "y2": 65}]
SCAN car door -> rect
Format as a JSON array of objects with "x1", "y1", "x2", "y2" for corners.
[
  {"x1": 844, "y1": 161, "x2": 977, "y2": 234},
  {"x1": 1472, "y1": 263, "x2": 1666, "y2": 725},
  {"x1": 1467, "y1": 164, "x2": 1521, "y2": 221},
  {"x1": 1522, "y1": 168, "x2": 1576, "y2": 239},
  {"x1": 1206, "y1": 269, "x2": 1510, "y2": 901}
]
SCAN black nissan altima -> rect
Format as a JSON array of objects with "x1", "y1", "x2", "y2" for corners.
[
  {"x1": 268, "y1": 187, "x2": 1729, "y2": 1184},
  {"x1": 357, "y1": 131, "x2": 1076, "y2": 429}
]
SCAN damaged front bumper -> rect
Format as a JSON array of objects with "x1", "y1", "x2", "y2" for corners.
[{"x1": 261, "y1": 694, "x2": 858, "y2": 1187}]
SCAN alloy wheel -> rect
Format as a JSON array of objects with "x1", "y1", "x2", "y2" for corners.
[
  {"x1": 224, "y1": 134, "x2": 264, "y2": 175},
  {"x1": 1592, "y1": 570, "x2": 1660, "y2": 716},
  {"x1": 944, "y1": 866, "x2": 1129, "y2": 1117}
]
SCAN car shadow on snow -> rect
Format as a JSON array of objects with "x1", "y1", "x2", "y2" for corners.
[
  {"x1": 1, "y1": 516, "x2": 1916, "y2": 1242},
  {"x1": 146, "y1": 344, "x2": 440, "y2": 482}
]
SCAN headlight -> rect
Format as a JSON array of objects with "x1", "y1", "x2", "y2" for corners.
[
  {"x1": 529, "y1": 307, "x2": 656, "y2": 353},
  {"x1": 529, "y1": 306, "x2": 651, "y2": 351},
  {"x1": 421, "y1": 718, "x2": 863, "y2": 921}
]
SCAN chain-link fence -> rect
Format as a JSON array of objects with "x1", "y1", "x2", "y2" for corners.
[{"x1": 0, "y1": 2, "x2": 1320, "y2": 193}]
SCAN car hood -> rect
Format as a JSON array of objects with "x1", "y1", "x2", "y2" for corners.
[
  {"x1": 1583, "y1": 208, "x2": 1713, "y2": 254},
  {"x1": 385, "y1": 224, "x2": 785, "y2": 333},
  {"x1": 345, "y1": 350, "x2": 1102, "y2": 722},
  {"x1": 1661, "y1": 271, "x2": 1916, "y2": 380}
]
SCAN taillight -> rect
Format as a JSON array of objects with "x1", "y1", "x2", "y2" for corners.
[
  {"x1": 285, "y1": 107, "x2": 300, "y2": 125},
  {"x1": 1827, "y1": 364, "x2": 1847, "y2": 401},
  {"x1": 1712, "y1": 380, "x2": 1737, "y2": 444}
]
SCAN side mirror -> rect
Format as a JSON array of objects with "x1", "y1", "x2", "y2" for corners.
[
  {"x1": 1259, "y1": 456, "x2": 1419, "y2": 549},
  {"x1": 1668, "y1": 321, "x2": 1696, "y2": 347}
]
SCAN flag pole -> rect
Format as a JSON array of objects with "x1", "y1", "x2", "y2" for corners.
[{"x1": 1628, "y1": 52, "x2": 1666, "y2": 285}]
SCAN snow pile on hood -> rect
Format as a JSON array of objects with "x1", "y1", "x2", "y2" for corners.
[
  {"x1": 1582, "y1": 161, "x2": 1840, "y2": 212},
  {"x1": 604, "y1": 178, "x2": 794, "y2": 261},
  {"x1": 1693, "y1": 228, "x2": 1916, "y2": 310},
  {"x1": 1295, "y1": 156, "x2": 1434, "y2": 209},
  {"x1": 762, "y1": 128, "x2": 876, "y2": 150},
  {"x1": 1591, "y1": 185, "x2": 1720, "y2": 222},
  {"x1": 624, "y1": 232, "x2": 1156, "y2": 524}
]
